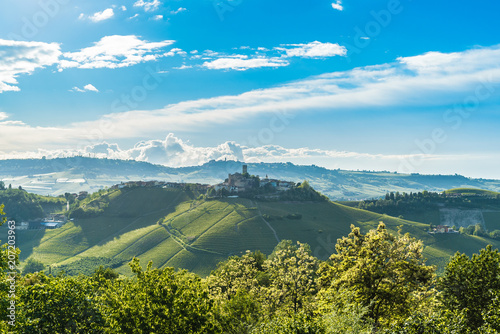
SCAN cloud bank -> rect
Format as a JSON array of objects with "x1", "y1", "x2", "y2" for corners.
[
  {"x1": 1, "y1": 44, "x2": 500, "y2": 174},
  {"x1": 59, "y1": 35, "x2": 174, "y2": 70},
  {"x1": 0, "y1": 39, "x2": 61, "y2": 92}
]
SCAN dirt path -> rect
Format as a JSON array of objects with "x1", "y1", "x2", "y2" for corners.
[{"x1": 254, "y1": 201, "x2": 280, "y2": 243}]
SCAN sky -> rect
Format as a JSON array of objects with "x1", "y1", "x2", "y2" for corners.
[{"x1": 1, "y1": 0, "x2": 500, "y2": 178}]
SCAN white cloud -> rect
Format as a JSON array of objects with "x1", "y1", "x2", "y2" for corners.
[
  {"x1": 71, "y1": 84, "x2": 99, "y2": 93},
  {"x1": 0, "y1": 112, "x2": 8, "y2": 121},
  {"x1": 0, "y1": 133, "x2": 488, "y2": 175},
  {"x1": 121, "y1": 6, "x2": 127, "y2": 11},
  {"x1": 1, "y1": 45, "x2": 500, "y2": 167},
  {"x1": 59, "y1": 35, "x2": 175, "y2": 70},
  {"x1": 174, "y1": 64, "x2": 192, "y2": 70},
  {"x1": 89, "y1": 8, "x2": 115, "y2": 22},
  {"x1": 279, "y1": 41, "x2": 347, "y2": 58},
  {"x1": 171, "y1": 7, "x2": 186, "y2": 14},
  {"x1": 134, "y1": 0, "x2": 161, "y2": 12},
  {"x1": 165, "y1": 48, "x2": 187, "y2": 57},
  {"x1": 202, "y1": 56, "x2": 289, "y2": 71},
  {"x1": 331, "y1": 0, "x2": 343, "y2": 11},
  {"x1": 0, "y1": 39, "x2": 61, "y2": 93},
  {"x1": 152, "y1": 15, "x2": 163, "y2": 21},
  {"x1": 84, "y1": 84, "x2": 99, "y2": 92},
  {"x1": 128, "y1": 14, "x2": 139, "y2": 19}
]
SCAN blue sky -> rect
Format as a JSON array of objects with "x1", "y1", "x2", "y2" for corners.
[{"x1": 1, "y1": 0, "x2": 500, "y2": 178}]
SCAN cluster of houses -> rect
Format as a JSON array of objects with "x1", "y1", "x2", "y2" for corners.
[
  {"x1": 110, "y1": 180, "x2": 210, "y2": 192},
  {"x1": 214, "y1": 165, "x2": 295, "y2": 194},
  {"x1": 16, "y1": 166, "x2": 293, "y2": 231},
  {"x1": 17, "y1": 214, "x2": 68, "y2": 230},
  {"x1": 430, "y1": 224, "x2": 459, "y2": 234}
]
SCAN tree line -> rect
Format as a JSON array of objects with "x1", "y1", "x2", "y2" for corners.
[{"x1": 1, "y1": 204, "x2": 500, "y2": 333}]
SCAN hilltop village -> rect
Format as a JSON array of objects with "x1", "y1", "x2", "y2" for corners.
[{"x1": 110, "y1": 164, "x2": 297, "y2": 198}]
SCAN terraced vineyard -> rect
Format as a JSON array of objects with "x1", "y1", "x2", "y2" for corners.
[{"x1": 3, "y1": 186, "x2": 500, "y2": 276}]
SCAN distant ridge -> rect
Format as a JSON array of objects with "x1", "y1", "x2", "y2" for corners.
[{"x1": 1, "y1": 157, "x2": 500, "y2": 200}]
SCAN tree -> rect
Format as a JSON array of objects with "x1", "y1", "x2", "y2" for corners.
[
  {"x1": 18, "y1": 273, "x2": 106, "y2": 333},
  {"x1": 439, "y1": 245, "x2": 500, "y2": 331},
  {"x1": 318, "y1": 223, "x2": 435, "y2": 326},
  {"x1": 22, "y1": 258, "x2": 45, "y2": 275},
  {"x1": 0, "y1": 182, "x2": 5, "y2": 190},
  {"x1": 102, "y1": 259, "x2": 217, "y2": 333},
  {"x1": 207, "y1": 251, "x2": 266, "y2": 333},
  {"x1": 262, "y1": 241, "x2": 319, "y2": 317}
]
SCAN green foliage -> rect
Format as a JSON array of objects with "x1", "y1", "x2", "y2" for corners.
[
  {"x1": 489, "y1": 230, "x2": 500, "y2": 240},
  {"x1": 54, "y1": 257, "x2": 124, "y2": 276},
  {"x1": 101, "y1": 258, "x2": 216, "y2": 333},
  {"x1": 250, "y1": 312, "x2": 322, "y2": 334},
  {"x1": 22, "y1": 258, "x2": 45, "y2": 275},
  {"x1": 0, "y1": 204, "x2": 5, "y2": 226},
  {"x1": 317, "y1": 288, "x2": 373, "y2": 334},
  {"x1": 18, "y1": 273, "x2": 106, "y2": 333},
  {"x1": 0, "y1": 189, "x2": 65, "y2": 221},
  {"x1": 439, "y1": 245, "x2": 500, "y2": 331},
  {"x1": 263, "y1": 241, "x2": 319, "y2": 316},
  {"x1": 319, "y1": 223, "x2": 435, "y2": 325},
  {"x1": 278, "y1": 181, "x2": 328, "y2": 202}
]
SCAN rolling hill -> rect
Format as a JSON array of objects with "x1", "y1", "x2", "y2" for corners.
[
  {"x1": 2, "y1": 157, "x2": 500, "y2": 200},
  {"x1": 2, "y1": 186, "x2": 499, "y2": 277}
]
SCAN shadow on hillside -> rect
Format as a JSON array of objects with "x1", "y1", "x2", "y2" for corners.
[
  {"x1": 0, "y1": 226, "x2": 46, "y2": 261},
  {"x1": 71, "y1": 188, "x2": 190, "y2": 249}
]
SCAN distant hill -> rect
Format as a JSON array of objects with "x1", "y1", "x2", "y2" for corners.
[
  {"x1": 444, "y1": 188, "x2": 500, "y2": 197},
  {"x1": 1, "y1": 157, "x2": 500, "y2": 200},
  {"x1": 3, "y1": 186, "x2": 498, "y2": 277},
  {"x1": 0, "y1": 189, "x2": 65, "y2": 222}
]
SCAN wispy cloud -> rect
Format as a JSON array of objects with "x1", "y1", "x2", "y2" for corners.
[
  {"x1": 59, "y1": 35, "x2": 174, "y2": 70},
  {"x1": 171, "y1": 7, "x2": 186, "y2": 15},
  {"x1": 331, "y1": 0, "x2": 343, "y2": 11},
  {"x1": 279, "y1": 41, "x2": 347, "y2": 58},
  {"x1": 165, "y1": 48, "x2": 187, "y2": 57},
  {"x1": 195, "y1": 41, "x2": 345, "y2": 71},
  {"x1": 0, "y1": 39, "x2": 61, "y2": 93},
  {"x1": 70, "y1": 84, "x2": 99, "y2": 93},
  {"x1": 202, "y1": 56, "x2": 289, "y2": 71},
  {"x1": 134, "y1": 0, "x2": 161, "y2": 12},
  {"x1": 80, "y1": 8, "x2": 115, "y2": 22},
  {"x1": 1, "y1": 45, "x2": 500, "y2": 157}
]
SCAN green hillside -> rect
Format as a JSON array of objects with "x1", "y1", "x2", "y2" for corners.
[
  {"x1": 444, "y1": 188, "x2": 500, "y2": 197},
  {"x1": 2, "y1": 186, "x2": 500, "y2": 277},
  {"x1": 0, "y1": 188, "x2": 65, "y2": 221}
]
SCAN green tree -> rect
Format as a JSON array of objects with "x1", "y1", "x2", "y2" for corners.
[
  {"x1": 317, "y1": 288, "x2": 373, "y2": 334},
  {"x1": 22, "y1": 258, "x2": 45, "y2": 275},
  {"x1": 262, "y1": 241, "x2": 319, "y2": 317},
  {"x1": 18, "y1": 273, "x2": 106, "y2": 333},
  {"x1": 207, "y1": 251, "x2": 266, "y2": 333},
  {"x1": 439, "y1": 245, "x2": 500, "y2": 331},
  {"x1": 319, "y1": 223, "x2": 435, "y2": 326},
  {"x1": 102, "y1": 258, "x2": 216, "y2": 333}
]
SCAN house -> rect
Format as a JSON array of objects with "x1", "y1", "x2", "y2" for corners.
[
  {"x1": 17, "y1": 222, "x2": 29, "y2": 230},
  {"x1": 41, "y1": 222, "x2": 61, "y2": 229},
  {"x1": 77, "y1": 191, "x2": 88, "y2": 200}
]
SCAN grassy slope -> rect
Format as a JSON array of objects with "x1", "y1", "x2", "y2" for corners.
[
  {"x1": 4, "y1": 187, "x2": 500, "y2": 277},
  {"x1": 444, "y1": 188, "x2": 500, "y2": 196}
]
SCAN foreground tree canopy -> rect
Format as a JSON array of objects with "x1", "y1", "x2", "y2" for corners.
[{"x1": 0, "y1": 209, "x2": 499, "y2": 333}]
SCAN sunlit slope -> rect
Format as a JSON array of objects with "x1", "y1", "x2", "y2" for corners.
[
  {"x1": 8, "y1": 187, "x2": 500, "y2": 277},
  {"x1": 444, "y1": 188, "x2": 500, "y2": 197},
  {"x1": 11, "y1": 187, "x2": 190, "y2": 265}
]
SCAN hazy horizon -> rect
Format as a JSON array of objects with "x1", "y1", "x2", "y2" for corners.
[{"x1": 2, "y1": 0, "x2": 500, "y2": 178}]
